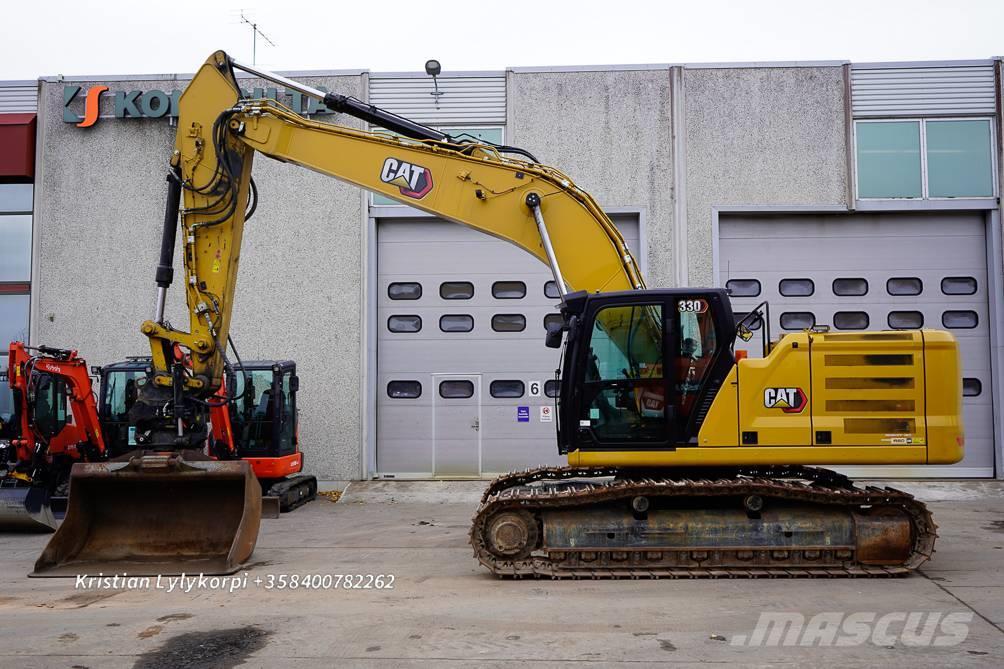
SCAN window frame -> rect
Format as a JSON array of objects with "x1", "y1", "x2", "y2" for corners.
[
  {"x1": 853, "y1": 117, "x2": 998, "y2": 201},
  {"x1": 439, "y1": 314, "x2": 474, "y2": 333},
  {"x1": 439, "y1": 281, "x2": 474, "y2": 300},
  {"x1": 489, "y1": 380, "x2": 525, "y2": 399},
  {"x1": 491, "y1": 280, "x2": 527, "y2": 300},
  {"x1": 387, "y1": 281, "x2": 422, "y2": 300},
  {"x1": 491, "y1": 313, "x2": 526, "y2": 332},
  {"x1": 387, "y1": 314, "x2": 423, "y2": 333}
]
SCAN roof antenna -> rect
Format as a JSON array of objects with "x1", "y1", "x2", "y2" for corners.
[{"x1": 239, "y1": 11, "x2": 276, "y2": 66}]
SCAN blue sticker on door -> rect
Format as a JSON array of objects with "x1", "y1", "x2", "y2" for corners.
[{"x1": 517, "y1": 406, "x2": 530, "y2": 422}]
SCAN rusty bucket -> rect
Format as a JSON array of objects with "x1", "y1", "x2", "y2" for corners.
[{"x1": 30, "y1": 451, "x2": 261, "y2": 577}]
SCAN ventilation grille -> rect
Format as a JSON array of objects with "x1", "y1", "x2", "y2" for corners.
[
  {"x1": 368, "y1": 75, "x2": 506, "y2": 125},
  {"x1": 0, "y1": 83, "x2": 37, "y2": 114},
  {"x1": 851, "y1": 64, "x2": 996, "y2": 117}
]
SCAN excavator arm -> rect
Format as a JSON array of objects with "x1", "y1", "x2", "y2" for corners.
[{"x1": 132, "y1": 50, "x2": 645, "y2": 448}]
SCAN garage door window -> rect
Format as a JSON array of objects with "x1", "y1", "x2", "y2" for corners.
[
  {"x1": 779, "y1": 278, "x2": 814, "y2": 297},
  {"x1": 544, "y1": 313, "x2": 563, "y2": 332},
  {"x1": 387, "y1": 380, "x2": 422, "y2": 398},
  {"x1": 388, "y1": 315, "x2": 422, "y2": 332},
  {"x1": 492, "y1": 314, "x2": 526, "y2": 332},
  {"x1": 726, "y1": 279, "x2": 760, "y2": 297},
  {"x1": 440, "y1": 281, "x2": 474, "y2": 299},
  {"x1": 440, "y1": 314, "x2": 474, "y2": 332},
  {"x1": 963, "y1": 378, "x2": 982, "y2": 397},
  {"x1": 490, "y1": 380, "x2": 525, "y2": 398},
  {"x1": 388, "y1": 282, "x2": 422, "y2": 300},
  {"x1": 492, "y1": 281, "x2": 526, "y2": 299},
  {"x1": 887, "y1": 277, "x2": 923, "y2": 296},
  {"x1": 439, "y1": 380, "x2": 474, "y2": 398},
  {"x1": 544, "y1": 281, "x2": 561, "y2": 299},
  {"x1": 544, "y1": 380, "x2": 560, "y2": 397},
  {"x1": 888, "y1": 311, "x2": 924, "y2": 329},
  {"x1": 941, "y1": 277, "x2": 977, "y2": 296},
  {"x1": 856, "y1": 119, "x2": 996, "y2": 200},
  {"x1": 833, "y1": 278, "x2": 868, "y2": 296},
  {"x1": 943, "y1": 310, "x2": 978, "y2": 329},
  {"x1": 780, "y1": 312, "x2": 815, "y2": 330},
  {"x1": 833, "y1": 311, "x2": 870, "y2": 330}
]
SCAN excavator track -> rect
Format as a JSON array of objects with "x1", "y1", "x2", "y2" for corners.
[{"x1": 470, "y1": 465, "x2": 936, "y2": 579}]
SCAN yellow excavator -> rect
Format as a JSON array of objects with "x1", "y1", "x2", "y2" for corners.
[{"x1": 33, "y1": 51, "x2": 962, "y2": 578}]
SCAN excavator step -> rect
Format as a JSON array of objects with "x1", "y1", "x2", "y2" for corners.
[{"x1": 470, "y1": 465, "x2": 936, "y2": 579}]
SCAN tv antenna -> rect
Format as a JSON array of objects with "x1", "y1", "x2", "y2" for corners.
[{"x1": 239, "y1": 11, "x2": 276, "y2": 65}]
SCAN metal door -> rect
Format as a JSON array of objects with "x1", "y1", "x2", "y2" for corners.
[{"x1": 432, "y1": 374, "x2": 481, "y2": 477}]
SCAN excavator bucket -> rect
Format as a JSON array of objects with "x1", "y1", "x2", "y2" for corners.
[
  {"x1": 0, "y1": 485, "x2": 58, "y2": 532},
  {"x1": 30, "y1": 452, "x2": 261, "y2": 577}
]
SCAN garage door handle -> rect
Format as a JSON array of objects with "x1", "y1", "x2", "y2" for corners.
[{"x1": 471, "y1": 418, "x2": 480, "y2": 432}]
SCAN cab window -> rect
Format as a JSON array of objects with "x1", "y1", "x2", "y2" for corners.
[{"x1": 675, "y1": 300, "x2": 717, "y2": 421}]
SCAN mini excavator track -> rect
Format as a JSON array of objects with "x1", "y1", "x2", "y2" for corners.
[{"x1": 470, "y1": 466, "x2": 936, "y2": 579}]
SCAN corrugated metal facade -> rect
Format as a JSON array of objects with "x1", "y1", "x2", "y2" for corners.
[
  {"x1": 0, "y1": 83, "x2": 38, "y2": 114},
  {"x1": 368, "y1": 75, "x2": 505, "y2": 125},
  {"x1": 851, "y1": 63, "x2": 996, "y2": 117}
]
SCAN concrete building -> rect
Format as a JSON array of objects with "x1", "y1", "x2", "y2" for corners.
[{"x1": 2, "y1": 56, "x2": 1001, "y2": 481}]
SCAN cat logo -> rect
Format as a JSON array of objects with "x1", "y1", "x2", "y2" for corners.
[
  {"x1": 380, "y1": 157, "x2": 434, "y2": 199},
  {"x1": 764, "y1": 387, "x2": 807, "y2": 413}
]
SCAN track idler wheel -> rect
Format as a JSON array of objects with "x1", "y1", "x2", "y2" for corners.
[{"x1": 485, "y1": 510, "x2": 539, "y2": 560}]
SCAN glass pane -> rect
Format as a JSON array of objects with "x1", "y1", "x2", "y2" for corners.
[
  {"x1": 388, "y1": 282, "x2": 422, "y2": 300},
  {"x1": 888, "y1": 311, "x2": 924, "y2": 329},
  {"x1": 0, "y1": 294, "x2": 29, "y2": 344},
  {"x1": 544, "y1": 313, "x2": 563, "y2": 332},
  {"x1": 779, "y1": 278, "x2": 814, "y2": 297},
  {"x1": 833, "y1": 311, "x2": 870, "y2": 330},
  {"x1": 439, "y1": 380, "x2": 474, "y2": 398},
  {"x1": 103, "y1": 369, "x2": 146, "y2": 420},
  {"x1": 440, "y1": 281, "x2": 474, "y2": 299},
  {"x1": 440, "y1": 314, "x2": 473, "y2": 332},
  {"x1": 941, "y1": 277, "x2": 976, "y2": 295},
  {"x1": 229, "y1": 369, "x2": 276, "y2": 452},
  {"x1": 0, "y1": 368, "x2": 12, "y2": 424},
  {"x1": 856, "y1": 121, "x2": 922, "y2": 198},
  {"x1": 387, "y1": 380, "x2": 422, "y2": 398},
  {"x1": 942, "y1": 310, "x2": 978, "y2": 329},
  {"x1": 279, "y1": 370, "x2": 295, "y2": 451},
  {"x1": 388, "y1": 315, "x2": 422, "y2": 333},
  {"x1": 887, "y1": 277, "x2": 923, "y2": 296},
  {"x1": 0, "y1": 184, "x2": 33, "y2": 213},
  {"x1": 586, "y1": 304, "x2": 663, "y2": 381},
  {"x1": 492, "y1": 281, "x2": 526, "y2": 299},
  {"x1": 780, "y1": 312, "x2": 815, "y2": 330},
  {"x1": 833, "y1": 278, "x2": 868, "y2": 296},
  {"x1": 726, "y1": 279, "x2": 761, "y2": 297},
  {"x1": 676, "y1": 300, "x2": 718, "y2": 421},
  {"x1": 544, "y1": 379, "x2": 560, "y2": 398},
  {"x1": 962, "y1": 378, "x2": 981, "y2": 397},
  {"x1": 492, "y1": 314, "x2": 526, "y2": 332},
  {"x1": 926, "y1": 120, "x2": 994, "y2": 198},
  {"x1": 490, "y1": 380, "x2": 524, "y2": 398},
  {"x1": 544, "y1": 281, "x2": 561, "y2": 299},
  {"x1": 583, "y1": 382, "x2": 666, "y2": 442},
  {"x1": 0, "y1": 215, "x2": 32, "y2": 281}
]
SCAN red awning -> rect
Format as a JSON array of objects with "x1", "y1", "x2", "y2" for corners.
[{"x1": 0, "y1": 113, "x2": 36, "y2": 179}]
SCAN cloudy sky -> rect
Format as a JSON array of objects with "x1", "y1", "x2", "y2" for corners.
[{"x1": 2, "y1": 0, "x2": 1001, "y2": 79}]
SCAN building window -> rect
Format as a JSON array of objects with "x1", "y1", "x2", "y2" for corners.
[
  {"x1": 439, "y1": 379, "x2": 474, "y2": 399},
  {"x1": 833, "y1": 311, "x2": 870, "y2": 330},
  {"x1": 492, "y1": 281, "x2": 526, "y2": 299},
  {"x1": 387, "y1": 380, "x2": 422, "y2": 398},
  {"x1": 388, "y1": 315, "x2": 422, "y2": 333},
  {"x1": 779, "y1": 278, "x2": 814, "y2": 297},
  {"x1": 544, "y1": 281, "x2": 561, "y2": 299},
  {"x1": 962, "y1": 378, "x2": 982, "y2": 397},
  {"x1": 543, "y1": 313, "x2": 563, "y2": 332},
  {"x1": 887, "y1": 277, "x2": 923, "y2": 296},
  {"x1": 387, "y1": 282, "x2": 422, "y2": 300},
  {"x1": 942, "y1": 310, "x2": 978, "y2": 329},
  {"x1": 780, "y1": 312, "x2": 815, "y2": 330},
  {"x1": 440, "y1": 281, "x2": 474, "y2": 300},
  {"x1": 544, "y1": 380, "x2": 560, "y2": 398},
  {"x1": 439, "y1": 314, "x2": 474, "y2": 333},
  {"x1": 888, "y1": 311, "x2": 924, "y2": 329},
  {"x1": 0, "y1": 185, "x2": 33, "y2": 353},
  {"x1": 833, "y1": 278, "x2": 868, "y2": 296},
  {"x1": 490, "y1": 380, "x2": 525, "y2": 398},
  {"x1": 492, "y1": 314, "x2": 526, "y2": 332},
  {"x1": 725, "y1": 279, "x2": 761, "y2": 297},
  {"x1": 0, "y1": 292, "x2": 30, "y2": 346},
  {"x1": 855, "y1": 118, "x2": 995, "y2": 199},
  {"x1": 941, "y1": 277, "x2": 977, "y2": 296}
]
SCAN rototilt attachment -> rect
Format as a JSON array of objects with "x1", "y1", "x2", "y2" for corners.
[
  {"x1": 0, "y1": 485, "x2": 58, "y2": 532},
  {"x1": 30, "y1": 451, "x2": 261, "y2": 577}
]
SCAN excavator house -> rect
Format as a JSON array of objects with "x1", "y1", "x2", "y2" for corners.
[{"x1": 30, "y1": 51, "x2": 963, "y2": 578}]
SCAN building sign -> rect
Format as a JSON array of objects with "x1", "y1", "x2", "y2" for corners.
[
  {"x1": 517, "y1": 406, "x2": 530, "y2": 423},
  {"x1": 63, "y1": 85, "x2": 333, "y2": 128}
]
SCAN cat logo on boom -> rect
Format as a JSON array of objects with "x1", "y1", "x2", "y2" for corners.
[
  {"x1": 764, "y1": 387, "x2": 807, "y2": 413},
  {"x1": 380, "y1": 157, "x2": 434, "y2": 199}
]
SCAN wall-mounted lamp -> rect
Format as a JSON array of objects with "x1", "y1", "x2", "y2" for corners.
[{"x1": 425, "y1": 59, "x2": 444, "y2": 108}]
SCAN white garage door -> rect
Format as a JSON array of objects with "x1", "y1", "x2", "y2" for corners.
[
  {"x1": 719, "y1": 211, "x2": 994, "y2": 478},
  {"x1": 377, "y1": 215, "x2": 639, "y2": 477}
]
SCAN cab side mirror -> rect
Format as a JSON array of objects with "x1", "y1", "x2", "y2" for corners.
[{"x1": 289, "y1": 375, "x2": 300, "y2": 393}]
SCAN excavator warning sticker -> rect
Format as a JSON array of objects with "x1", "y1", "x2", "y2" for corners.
[
  {"x1": 380, "y1": 157, "x2": 433, "y2": 199},
  {"x1": 764, "y1": 387, "x2": 807, "y2": 413}
]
